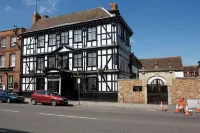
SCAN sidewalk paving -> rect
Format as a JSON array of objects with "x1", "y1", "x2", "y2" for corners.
[{"x1": 25, "y1": 98, "x2": 176, "y2": 112}]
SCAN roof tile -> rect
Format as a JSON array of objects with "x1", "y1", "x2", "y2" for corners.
[
  {"x1": 27, "y1": 7, "x2": 111, "y2": 32},
  {"x1": 139, "y1": 56, "x2": 183, "y2": 70}
]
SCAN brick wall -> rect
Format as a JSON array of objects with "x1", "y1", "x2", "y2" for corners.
[
  {"x1": 171, "y1": 78, "x2": 200, "y2": 104},
  {"x1": 118, "y1": 79, "x2": 144, "y2": 103},
  {"x1": 0, "y1": 28, "x2": 26, "y2": 92}
]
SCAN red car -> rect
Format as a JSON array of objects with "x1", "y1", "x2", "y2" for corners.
[{"x1": 31, "y1": 90, "x2": 68, "y2": 106}]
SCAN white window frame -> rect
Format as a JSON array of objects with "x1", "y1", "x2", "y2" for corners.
[
  {"x1": 10, "y1": 54, "x2": 16, "y2": 67},
  {"x1": 0, "y1": 56, "x2": 5, "y2": 68},
  {"x1": 11, "y1": 36, "x2": 17, "y2": 47},
  {"x1": 74, "y1": 30, "x2": 82, "y2": 42},
  {"x1": 1, "y1": 37, "x2": 6, "y2": 48}
]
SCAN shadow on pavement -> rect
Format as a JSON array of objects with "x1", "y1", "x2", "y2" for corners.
[
  {"x1": 10, "y1": 102, "x2": 29, "y2": 104},
  {"x1": 0, "y1": 128, "x2": 31, "y2": 133},
  {"x1": 37, "y1": 103, "x2": 74, "y2": 107}
]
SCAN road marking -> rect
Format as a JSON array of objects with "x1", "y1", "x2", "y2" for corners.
[
  {"x1": 0, "y1": 109, "x2": 18, "y2": 113},
  {"x1": 0, "y1": 130, "x2": 7, "y2": 132},
  {"x1": 39, "y1": 113, "x2": 97, "y2": 120},
  {"x1": 105, "y1": 107, "x2": 117, "y2": 110}
]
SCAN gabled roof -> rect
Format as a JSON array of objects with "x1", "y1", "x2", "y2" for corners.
[
  {"x1": 139, "y1": 56, "x2": 183, "y2": 71},
  {"x1": 27, "y1": 7, "x2": 113, "y2": 32},
  {"x1": 183, "y1": 65, "x2": 199, "y2": 71},
  {"x1": 50, "y1": 45, "x2": 76, "y2": 54}
]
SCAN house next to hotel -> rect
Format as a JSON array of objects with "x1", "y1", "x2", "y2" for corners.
[
  {"x1": 0, "y1": 28, "x2": 25, "y2": 93},
  {"x1": 20, "y1": 3, "x2": 141, "y2": 101}
]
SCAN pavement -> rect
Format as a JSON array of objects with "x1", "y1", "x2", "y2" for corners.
[
  {"x1": 0, "y1": 102, "x2": 200, "y2": 133},
  {"x1": 24, "y1": 98, "x2": 176, "y2": 112}
]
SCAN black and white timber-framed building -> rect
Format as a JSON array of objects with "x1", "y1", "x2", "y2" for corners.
[{"x1": 20, "y1": 3, "x2": 141, "y2": 101}]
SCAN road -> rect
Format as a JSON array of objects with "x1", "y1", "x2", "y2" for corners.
[{"x1": 0, "y1": 102, "x2": 199, "y2": 133}]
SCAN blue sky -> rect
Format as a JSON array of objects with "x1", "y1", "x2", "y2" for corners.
[{"x1": 1, "y1": 0, "x2": 199, "y2": 65}]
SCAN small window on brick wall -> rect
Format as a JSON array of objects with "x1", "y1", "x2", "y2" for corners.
[{"x1": 133, "y1": 86, "x2": 142, "y2": 92}]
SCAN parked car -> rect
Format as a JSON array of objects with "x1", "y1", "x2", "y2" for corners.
[
  {"x1": 0, "y1": 90, "x2": 25, "y2": 103},
  {"x1": 31, "y1": 90, "x2": 68, "y2": 106}
]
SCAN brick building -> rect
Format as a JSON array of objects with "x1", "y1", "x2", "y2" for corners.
[
  {"x1": 0, "y1": 28, "x2": 26, "y2": 93},
  {"x1": 183, "y1": 62, "x2": 200, "y2": 77}
]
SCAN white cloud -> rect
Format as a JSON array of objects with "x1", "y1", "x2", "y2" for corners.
[
  {"x1": 4, "y1": 6, "x2": 12, "y2": 11},
  {"x1": 23, "y1": 0, "x2": 60, "y2": 14}
]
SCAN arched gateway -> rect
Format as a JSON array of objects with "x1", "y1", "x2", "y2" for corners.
[{"x1": 147, "y1": 77, "x2": 168, "y2": 104}]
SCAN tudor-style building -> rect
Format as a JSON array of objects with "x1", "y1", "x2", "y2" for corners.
[{"x1": 20, "y1": 3, "x2": 139, "y2": 101}]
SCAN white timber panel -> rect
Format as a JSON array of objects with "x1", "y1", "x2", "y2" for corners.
[
  {"x1": 175, "y1": 72, "x2": 184, "y2": 77},
  {"x1": 45, "y1": 78, "x2": 47, "y2": 90},
  {"x1": 114, "y1": 82, "x2": 118, "y2": 91},
  {"x1": 102, "y1": 82, "x2": 106, "y2": 91},
  {"x1": 69, "y1": 30, "x2": 73, "y2": 47},
  {"x1": 87, "y1": 42, "x2": 91, "y2": 47},
  {"x1": 45, "y1": 34, "x2": 48, "y2": 53},
  {"x1": 69, "y1": 59, "x2": 72, "y2": 70}
]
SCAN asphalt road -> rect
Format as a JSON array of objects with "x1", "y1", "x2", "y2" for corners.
[{"x1": 0, "y1": 102, "x2": 200, "y2": 133}]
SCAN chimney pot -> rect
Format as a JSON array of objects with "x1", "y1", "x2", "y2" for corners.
[
  {"x1": 32, "y1": 12, "x2": 41, "y2": 25},
  {"x1": 109, "y1": 2, "x2": 118, "y2": 11},
  {"x1": 42, "y1": 15, "x2": 49, "y2": 19}
]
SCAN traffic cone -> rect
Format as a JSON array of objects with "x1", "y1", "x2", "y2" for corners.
[
  {"x1": 184, "y1": 103, "x2": 190, "y2": 116},
  {"x1": 196, "y1": 101, "x2": 200, "y2": 113},
  {"x1": 160, "y1": 101, "x2": 164, "y2": 111},
  {"x1": 175, "y1": 103, "x2": 180, "y2": 113}
]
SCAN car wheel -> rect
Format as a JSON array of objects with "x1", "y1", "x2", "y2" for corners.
[
  {"x1": 51, "y1": 100, "x2": 57, "y2": 106},
  {"x1": 7, "y1": 98, "x2": 10, "y2": 103},
  {"x1": 31, "y1": 99, "x2": 37, "y2": 105}
]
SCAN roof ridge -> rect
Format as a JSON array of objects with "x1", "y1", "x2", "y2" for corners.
[
  {"x1": 183, "y1": 65, "x2": 198, "y2": 67},
  {"x1": 139, "y1": 56, "x2": 181, "y2": 60},
  {"x1": 43, "y1": 7, "x2": 105, "y2": 20}
]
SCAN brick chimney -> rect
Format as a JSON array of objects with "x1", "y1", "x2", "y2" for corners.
[
  {"x1": 42, "y1": 15, "x2": 49, "y2": 19},
  {"x1": 32, "y1": 12, "x2": 41, "y2": 25},
  {"x1": 109, "y1": 2, "x2": 120, "y2": 15}
]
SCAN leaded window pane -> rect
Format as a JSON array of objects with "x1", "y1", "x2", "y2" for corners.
[
  {"x1": 49, "y1": 34, "x2": 56, "y2": 46},
  {"x1": 74, "y1": 30, "x2": 82, "y2": 42},
  {"x1": 88, "y1": 27, "x2": 96, "y2": 41},
  {"x1": 88, "y1": 52, "x2": 96, "y2": 66}
]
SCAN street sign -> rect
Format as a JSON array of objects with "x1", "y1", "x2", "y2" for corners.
[{"x1": 77, "y1": 78, "x2": 80, "y2": 84}]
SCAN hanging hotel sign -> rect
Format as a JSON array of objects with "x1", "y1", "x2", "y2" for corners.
[{"x1": 46, "y1": 74, "x2": 60, "y2": 78}]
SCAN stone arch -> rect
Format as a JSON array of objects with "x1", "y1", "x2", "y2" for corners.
[{"x1": 147, "y1": 76, "x2": 167, "y2": 85}]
